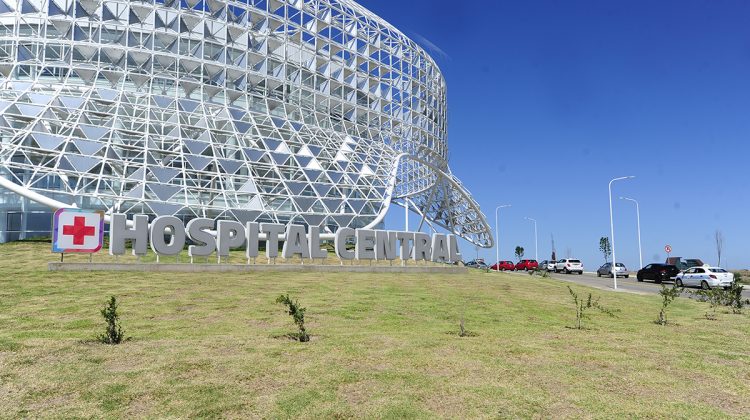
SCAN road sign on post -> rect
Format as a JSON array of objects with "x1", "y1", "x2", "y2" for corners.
[{"x1": 665, "y1": 245, "x2": 672, "y2": 260}]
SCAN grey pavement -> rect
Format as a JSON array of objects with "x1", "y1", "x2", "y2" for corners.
[{"x1": 505, "y1": 270, "x2": 750, "y2": 299}]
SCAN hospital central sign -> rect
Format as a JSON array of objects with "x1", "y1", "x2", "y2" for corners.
[
  {"x1": 53, "y1": 210, "x2": 463, "y2": 264},
  {"x1": 110, "y1": 214, "x2": 462, "y2": 263}
]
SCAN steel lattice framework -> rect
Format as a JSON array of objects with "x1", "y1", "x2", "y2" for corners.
[{"x1": 0, "y1": 0, "x2": 493, "y2": 247}]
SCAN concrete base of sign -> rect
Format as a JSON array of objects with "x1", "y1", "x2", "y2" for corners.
[{"x1": 48, "y1": 262, "x2": 468, "y2": 274}]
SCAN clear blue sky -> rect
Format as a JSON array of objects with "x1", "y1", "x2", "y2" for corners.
[{"x1": 366, "y1": 0, "x2": 750, "y2": 269}]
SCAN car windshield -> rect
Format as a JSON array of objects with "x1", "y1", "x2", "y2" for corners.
[
  {"x1": 569, "y1": 260, "x2": 581, "y2": 263},
  {"x1": 615, "y1": 263, "x2": 625, "y2": 267}
]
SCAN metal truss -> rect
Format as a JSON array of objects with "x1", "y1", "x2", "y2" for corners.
[{"x1": 0, "y1": 0, "x2": 492, "y2": 248}]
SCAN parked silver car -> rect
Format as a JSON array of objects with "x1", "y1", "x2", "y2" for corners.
[{"x1": 597, "y1": 262, "x2": 629, "y2": 278}]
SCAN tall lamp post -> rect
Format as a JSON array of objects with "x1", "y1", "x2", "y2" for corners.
[
  {"x1": 524, "y1": 217, "x2": 538, "y2": 262},
  {"x1": 620, "y1": 196, "x2": 642, "y2": 270},
  {"x1": 609, "y1": 176, "x2": 635, "y2": 290},
  {"x1": 495, "y1": 205, "x2": 511, "y2": 269}
]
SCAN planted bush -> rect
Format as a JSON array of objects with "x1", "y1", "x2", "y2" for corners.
[
  {"x1": 567, "y1": 286, "x2": 617, "y2": 329},
  {"x1": 733, "y1": 271, "x2": 744, "y2": 284},
  {"x1": 692, "y1": 282, "x2": 749, "y2": 318},
  {"x1": 276, "y1": 294, "x2": 310, "y2": 342},
  {"x1": 724, "y1": 281, "x2": 749, "y2": 314},
  {"x1": 656, "y1": 284, "x2": 682, "y2": 325},
  {"x1": 98, "y1": 296, "x2": 126, "y2": 345}
]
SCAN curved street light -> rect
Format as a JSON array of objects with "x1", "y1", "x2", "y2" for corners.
[
  {"x1": 609, "y1": 176, "x2": 635, "y2": 290},
  {"x1": 620, "y1": 196, "x2": 642, "y2": 270}
]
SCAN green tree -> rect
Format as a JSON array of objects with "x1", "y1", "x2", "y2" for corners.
[
  {"x1": 514, "y1": 246, "x2": 524, "y2": 261},
  {"x1": 276, "y1": 294, "x2": 310, "y2": 342},
  {"x1": 599, "y1": 237, "x2": 612, "y2": 263},
  {"x1": 98, "y1": 296, "x2": 125, "y2": 345}
]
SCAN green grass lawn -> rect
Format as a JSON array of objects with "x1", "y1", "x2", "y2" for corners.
[{"x1": 0, "y1": 242, "x2": 748, "y2": 418}]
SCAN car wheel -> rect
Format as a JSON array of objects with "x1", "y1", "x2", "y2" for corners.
[
  {"x1": 609, "y1": 272, "x2": 614, "y2": 278},
  {"x1": 701, "y1": 281, "x2": 710, "y2": 290},
  {"x1": 625, "y1": 275, "x2": 629, "y2": 278},
  {"x1": 579, "y1": 271, "x2": 583, "y2": 275},
  {"x1": 637, "y1": 275, "x2": 643, "y2": 282},
  {"x1": 655, "y1": 278, "x2": 662, "y2": 284},
  {"x1": 564, "y1": 268, "x2": 569, "y2": 274},
  {"x1": 676, "y1": 279, "x2": 683, "y2": 287},
  {"x1": 597, "y1": 272, "x2": 601, "y2": 277}
]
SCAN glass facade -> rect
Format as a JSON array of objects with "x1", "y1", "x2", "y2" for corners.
[{"x1": 0, "y1": 0, "x2": 492, "y2": 247}]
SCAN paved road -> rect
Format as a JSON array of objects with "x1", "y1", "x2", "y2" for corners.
[{"x1": 507, "y1": 270, "x2": 750, "y2": 299}]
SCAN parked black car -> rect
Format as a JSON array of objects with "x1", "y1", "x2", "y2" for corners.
[{"x1": 636, "y1": 263, "x2": 680, "y2": 284}]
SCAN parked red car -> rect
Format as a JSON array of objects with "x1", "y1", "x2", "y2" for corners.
[
  {"x1": 515, "y1": 259, "x2": 539, "y2": 271},
  {"x1": 491, "y1": 260, "x2": 515, "y2": 271}
]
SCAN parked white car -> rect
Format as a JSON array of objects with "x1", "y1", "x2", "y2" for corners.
[
  {"x1": 539, "y1": 260, "x2": 556, "y2": 272},
  {"x1": 555, "y1": 259, "x2": 584, "y2": 274},
  {"x1": 674, "y1": 266, "x2": 734, "y2": 289}
]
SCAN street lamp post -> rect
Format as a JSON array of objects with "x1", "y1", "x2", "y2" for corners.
[
  {"x1": 495, "y1": 205, "x2": 511, "y2": 270},
  {"x1": 609, "y1": 176, "x2": 635, "y2": 290},
  {"x1": 620, "y1": 196, "x2": 642, "y2": 270},
  {"x1": 524, "y1": 217, "x2": 538, "y2": 262}
]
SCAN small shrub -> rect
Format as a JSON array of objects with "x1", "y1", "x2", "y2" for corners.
[
  {"x1": 457, "y1": 316, "x2": 477, "y2": 337},
  {"x1": 528, "y1": 269, "x2": 548, "y2": 278},
  {"x1": 656, "y1": 284, "x2": 682, "y2": 325},
  {"x1": 733, "y1": 271, "x2": 744, "y2": 284},
  {"x1": 567, "y1": 286, "x2": 617, "y2": 329},
  {"x1": 275, "y1": 294, "x2": 310, "y2": 342},
  {"x1": 691, "y1": 282, "x2": 749, "y2": 318},
  {"x1": 691, "y1": 288, "x2": 724, "y2": 320},
  {"x1": 723, "y1": 281, "x2": 749, "y2": 314},
  {"x1": 98, "y1": 296, "x2": 126, "y2": 345}
]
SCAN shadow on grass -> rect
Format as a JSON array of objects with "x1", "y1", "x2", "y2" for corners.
[
  {"x1": 445, "y1": 330, "x2": 479, "y2": 338},
  {"x1": 271, "y1": 333, "x2": 315, "y2": 342}
]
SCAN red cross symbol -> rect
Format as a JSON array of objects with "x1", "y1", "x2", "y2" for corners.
[{"x1": 62, "y1": 216, "x2": 96, "y2": 245}]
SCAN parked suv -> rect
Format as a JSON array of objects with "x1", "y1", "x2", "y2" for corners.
[
  {"x1": 539, "y1": 260, "x2": 556, "y2": 272},
  {"x1": 491, "y1": 261, "x2": 515, "y2": 271},
  {"x1": 515, "y1": 259, "x2": 539, "y2": 271},
  {"x1": 555, "y1": 259, "x2": 584, "y2": 274},
  {"x1": 665, "y1": 257, "x2": 704, "y2": 271},
  {"x1": 636, "y1": 263, "x2": 680, "y2": 284}
]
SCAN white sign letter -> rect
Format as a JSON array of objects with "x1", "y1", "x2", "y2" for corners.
[
  {"x1": 356, "y1": 229, "x2": 376, "y2": 260},
  {"x1": 187, "y1": 218, "x2": 215, "y2": 257},
  {"x1": 217, "y1": 220, "x2": 246, "y2": 257},
  {"x1": 261, "y1": 223, "x2": 285, "y2": 258},
  {"x1": 431, "y1": 234, "x2": 450, "y2": 262},
  {"x1": 150, "y1": 216, "x2": 185, "y2": 256},
  {"x1": 109, "y1": 213, "x2": 149, "y2": 256},
  {"x1": 309, "y1": 226, "x2": 328, "y2": 259},
  {"x1": 335, "y1": 228, "x2": 355, "y2": 260},
  {"x1": 413, "y1": 232, "x2": 432, "y2": 261},
  {"x1": 375, "y1": 231, "x2": 398, "y2": 261},
  {"x1": 282, "y1": 224, "x2": 310, "y2": 259}
]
